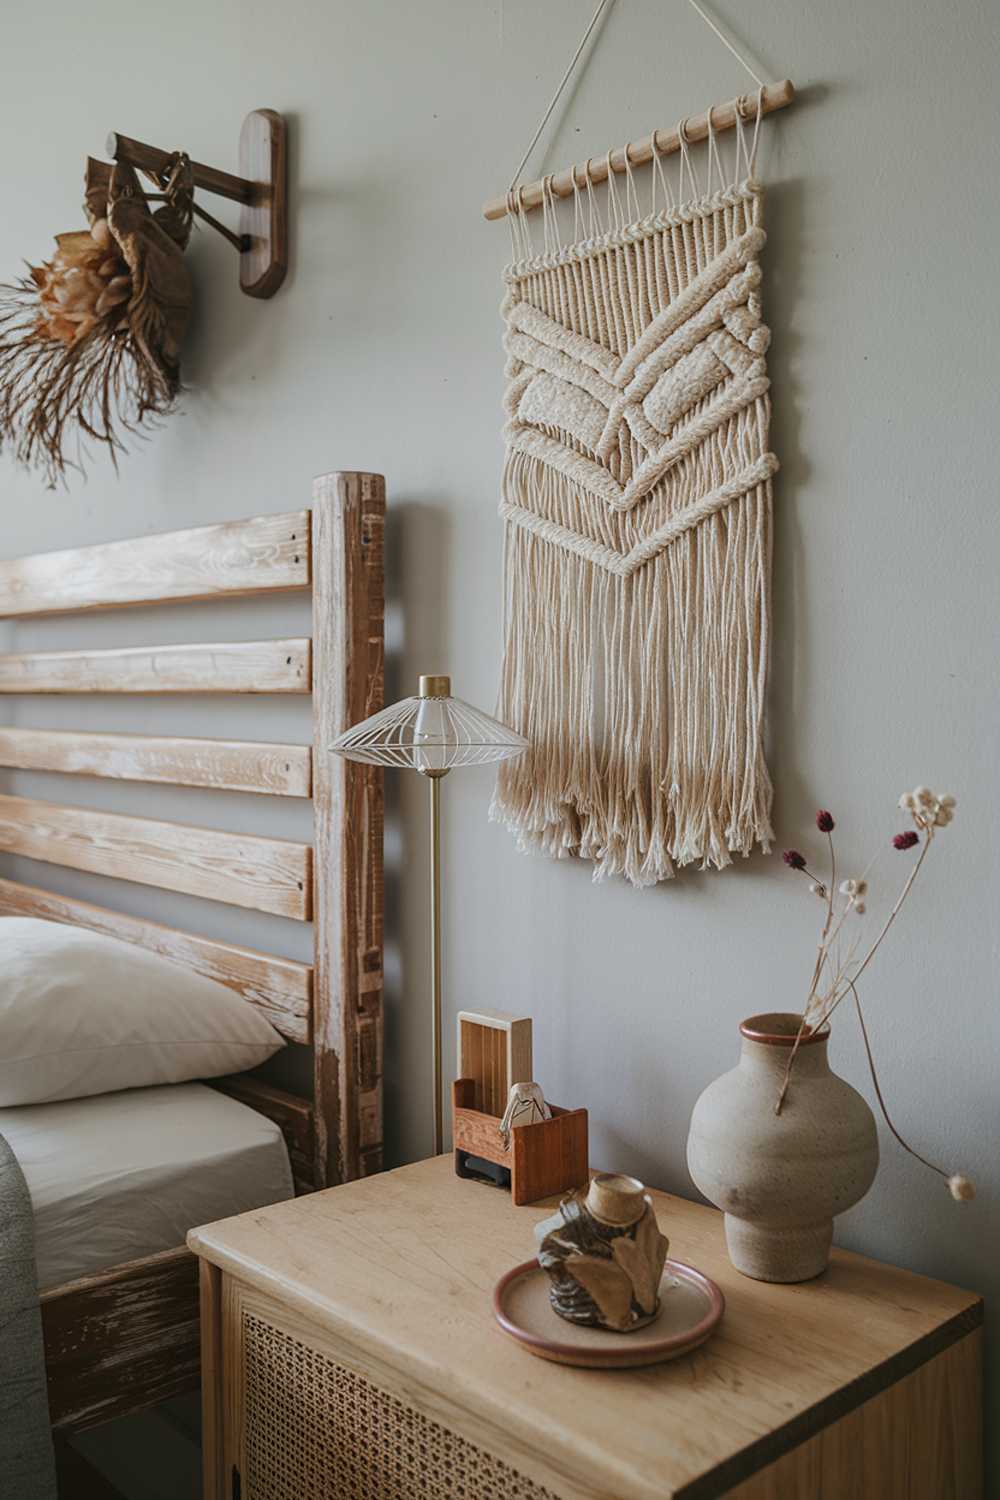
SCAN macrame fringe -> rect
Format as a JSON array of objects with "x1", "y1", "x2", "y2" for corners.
[{"x1": 490, "y1": 447, "x2": 774, "y2": 888}]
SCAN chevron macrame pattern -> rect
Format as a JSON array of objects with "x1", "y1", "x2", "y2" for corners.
[{"x1": 491, "y1": 180, "x2": 777, "y2": 887}]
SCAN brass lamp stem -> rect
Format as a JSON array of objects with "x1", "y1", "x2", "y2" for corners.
[{"x1": 428, "y1": 771, "x2": 446, "y2": 1154}]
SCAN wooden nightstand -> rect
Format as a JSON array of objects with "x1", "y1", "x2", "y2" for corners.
[{"x1": 189, "y1": 1156, "x2": 982, "y2": 1499}]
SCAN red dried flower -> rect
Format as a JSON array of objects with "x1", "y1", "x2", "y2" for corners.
[
  {"x1": 783, "y1": 849, "x2": 807, "y2": 870},
  {"x1": 893, "y1": 831, "x2": 919, "y2": 851},
  {"x1": 816, "y1": 810, "x2": 835, "y2": 832}
]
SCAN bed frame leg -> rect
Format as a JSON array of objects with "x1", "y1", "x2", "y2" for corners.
[{"x1": 200, "y1": 1261, "x2": 225, "y2": 1500}]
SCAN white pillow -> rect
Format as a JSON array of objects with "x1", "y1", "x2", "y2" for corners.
[{"x1": 0, "y1": 917, "x2": 285, "y2": 1106}]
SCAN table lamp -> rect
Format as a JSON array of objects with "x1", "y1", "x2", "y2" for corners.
[{"x1": 330, "y1": 675, "x2": 527, "y2": 1154}]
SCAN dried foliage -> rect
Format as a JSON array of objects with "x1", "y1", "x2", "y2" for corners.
[
  {"x1": 0, "y1": 153, "x2": 194, "y2": 485},
  {"x1": 776, "y1": 788, "x2": 974, "y2": 1201}
]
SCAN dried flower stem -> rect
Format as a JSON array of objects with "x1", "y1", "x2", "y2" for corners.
[
  {"x1": 848, "y1": 980, "x2": 951, "y2": 1181},
  {"x1": 776, "y1": 827, "x2": 934, "y2": 1114}
]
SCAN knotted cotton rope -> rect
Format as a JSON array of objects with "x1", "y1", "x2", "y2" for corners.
[{"x1": 491, "y1": 89, "x2": 777, "y2": 887}]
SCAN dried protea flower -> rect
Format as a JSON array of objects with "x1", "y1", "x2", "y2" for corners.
[
  {"x1": 816, "y1": 810, "x2": 835, "y2": 832},
  {"x1": 0, "y1": 152, "x2": 193, "y2": 484},
  {"x1": 893, "y1": 831, "x2": 919, "y2": 851},
  {"x1": 782, "y1": 849, "x2": 806, "y2": 870},
  {"x1": 30, "y1": 225, "x2": 131, "y2": 347}
]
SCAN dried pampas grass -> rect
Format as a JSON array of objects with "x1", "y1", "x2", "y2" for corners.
[{"x1": 0, "y1": 153, "x2": 193, "y2": 486}]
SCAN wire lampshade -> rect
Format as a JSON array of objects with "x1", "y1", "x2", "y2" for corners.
[{"x1": 329, "y1": 675, "x2": 528, "y2": 775}]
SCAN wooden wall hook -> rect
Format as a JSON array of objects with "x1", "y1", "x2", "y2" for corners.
[{"x1": 106, "y1": 109, "x2": 287, "y2": 299}]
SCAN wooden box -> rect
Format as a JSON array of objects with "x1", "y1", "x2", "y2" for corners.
[{"x1": 452, "y1": 1009, "x2": 588, "y2": 1206}]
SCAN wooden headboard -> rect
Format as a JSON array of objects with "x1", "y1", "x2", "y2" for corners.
[{"x1": 0, "y1": 471, "x2": 385, "y2": 1192}]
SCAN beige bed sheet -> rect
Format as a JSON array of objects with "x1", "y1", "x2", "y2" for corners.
[{"x1": 0, "y1": 1080, "x2": 293, "y2": 1289}]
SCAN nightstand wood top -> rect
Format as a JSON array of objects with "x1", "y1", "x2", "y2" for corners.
[{"x1": 189, "y1": 1155, "x2": 981, "y2": 1499}]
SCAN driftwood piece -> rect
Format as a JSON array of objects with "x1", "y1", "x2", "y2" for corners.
[{"x1": 537, "y1": 1175, "x2": 669, "y2": 1332}]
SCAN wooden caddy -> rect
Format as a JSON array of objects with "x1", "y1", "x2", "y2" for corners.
[{"x1": 452, "y1": 1010, "x2": 588, "y2": 1206}]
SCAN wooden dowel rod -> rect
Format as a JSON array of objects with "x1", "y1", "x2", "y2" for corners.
[
  {"x1": 191, "y1": 201, "x2": 249, "y2": 252},
  {"x1": 106, "y1": 132, "x2": 257, "y2": 206},
  {"x1": 482, "y1": 78, "x2": 795, "y2": 221}
]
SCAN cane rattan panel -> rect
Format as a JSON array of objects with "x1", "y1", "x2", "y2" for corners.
[{"x1": 241, "y1": 1310, "x2": 559, "y2": 1500}]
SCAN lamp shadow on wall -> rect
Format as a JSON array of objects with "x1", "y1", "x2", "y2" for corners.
[
  {"x1": 382, "y1": 497, "x2": 452, "y2": 1166},
  {"x1": 762, "y1": 173, "x2": 812, "y2": 830},
  {"x1": 180, "y1": 110, "x2": 301, "y2": 394}
]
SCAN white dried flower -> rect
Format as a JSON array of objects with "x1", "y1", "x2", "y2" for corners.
[
  {"x1": 810, "y1": 882, "x2": 827, "y2": 898},
  {"x1": 839, "y1": 878, "x2": 858, "y2": 897},
  {"x1": 854, "y1": 901, "x2": 866, "y2": 915},
  {"x1": 948, "y1": 1174, "x2": 976, "y2": 1201},
  {"x1": 901, "y1": 788, "x2": 957, "y2": 830}
]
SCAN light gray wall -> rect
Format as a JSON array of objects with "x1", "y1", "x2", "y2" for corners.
[{"x1": 2, "y1": 0, "x2": 997, "y2": 1467}]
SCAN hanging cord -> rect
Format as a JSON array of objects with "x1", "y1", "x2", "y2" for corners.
[
  {"x1": 621, "y1": 144, "x2": 642, "y2": 223},
  {"x1": 705, "y1": 108, "x2": 726, "y2": 197},
  {"x1": 506, "y1": 0, "x2": 771, "y2": 227},
  {"x1": 733, "y1": 86, "x2": 765, "y2": 181},
  {"x1": 541, "y1": 175, "x2": 560, "y2": 255},
  {"x1": 676, "y1": 117, "x2": 702, "y2": 202},
  {"x1": 508, "y1": 0, "x2": 614, "y2": 191},
  {"x1": 684, "y1": 0, "x2": 764, "y2": 88},
  {"x1": 506, "y1": 187, "x2": 535, "y2": 262},
  {"x1": 604, "y1": 147, "x2": 626, "y2": 231},
  {"x1": 585, "y1": 160, "x2": 603, "y2": 237},
  {"x1": 650, "y1": 134, "x2": 675, "y2": 218},
  {"x1": 505, "y1": 189, "x2": 523, "y2": 261}
]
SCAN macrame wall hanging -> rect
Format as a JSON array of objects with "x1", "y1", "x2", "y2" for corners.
[{"x1": 487, "y1": 0, "x2": 796, "y2": 888}]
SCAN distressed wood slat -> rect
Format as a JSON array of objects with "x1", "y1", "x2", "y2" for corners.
[
  {"x1": 0, "y1": 877, "x2": 312, "y2": 1041},
  {"x1": 0, "y1": 796, "x2": 312, "y2": 919},
  {"x1": 212, "y1": 1076, "x2": 314, "y2": 1194},
  {"x1": 311, "y1": 472, "x2": 386, "y2": 1189},
  {"x1": 0, "y1": 509, "x2": 310, "y2": 618},
  {"x1": 0, "y1": 638, "x2": 311, "y2": 694},
  {"x1": 41, "y1": 1246, "x2": 200, "y2": 1432},
  {"x1": 0, "y1": 727, "x2": 312, "y2": 796}
]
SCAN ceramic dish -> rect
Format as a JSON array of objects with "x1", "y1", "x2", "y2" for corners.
[{"x1": 493, "y1": 1258, "x2": 724, "y2": 1368}]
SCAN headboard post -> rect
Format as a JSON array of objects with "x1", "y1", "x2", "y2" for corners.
[{"x1": 311, "y1": 472, "x2": 385, "y2": 1188}]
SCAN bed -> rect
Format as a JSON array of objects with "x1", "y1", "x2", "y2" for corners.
[{"x1": 0, "y1": 470, "x2": 385, "y2": 1434}]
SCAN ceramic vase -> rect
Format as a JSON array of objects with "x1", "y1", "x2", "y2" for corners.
[{"x1": 686, "y1": 1013, "x2": 878, "y2": 1282}]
